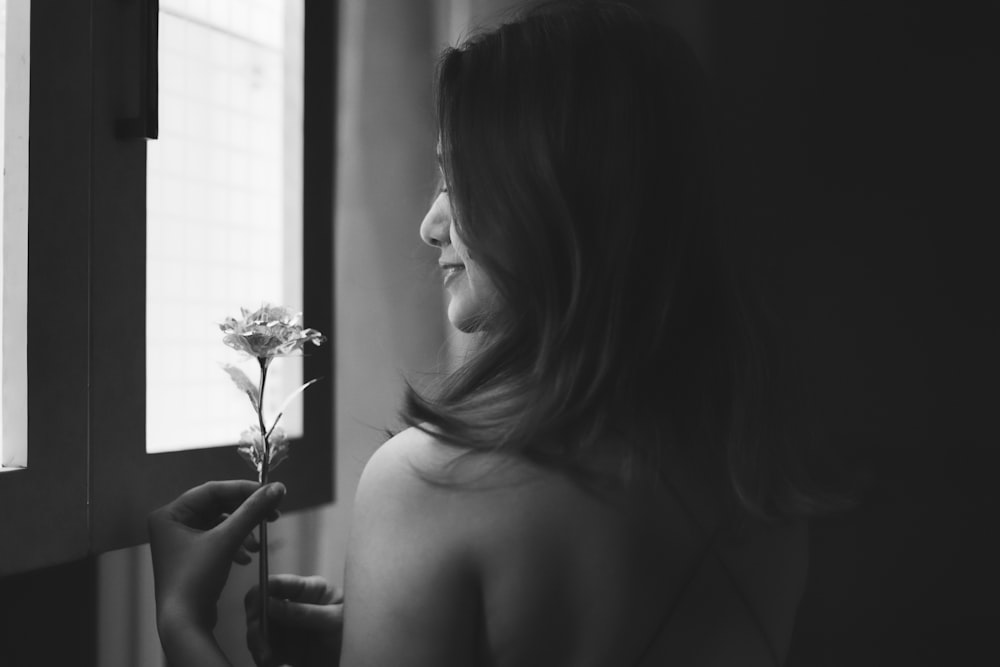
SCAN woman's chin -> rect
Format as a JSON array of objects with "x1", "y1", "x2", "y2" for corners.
[
  {"x1": 447, "y1": 301, "x2": 487, "y2": 333},
  {"x1": 448, "y1": 314, "x2": 484, "y2": 334}
]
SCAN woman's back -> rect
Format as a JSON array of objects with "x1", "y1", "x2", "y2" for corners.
[{"x1": 343, "y1": 427, "x2": 808, "y2": 666}]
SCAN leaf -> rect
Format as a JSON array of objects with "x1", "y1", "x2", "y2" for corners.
[
  {"x1": 222, "y1": 364, "x2": 260, "y2": 411},
  {"x1": 268, "y1": 438, "x2": 290, "y2": 472},
  {"x1": 268, "y1": 378, "x2": 320, "y2": 434}
]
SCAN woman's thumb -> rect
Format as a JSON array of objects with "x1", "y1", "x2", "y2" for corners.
[{"x1": 225, "y1": 483, "x2": 285, "y2": 541}]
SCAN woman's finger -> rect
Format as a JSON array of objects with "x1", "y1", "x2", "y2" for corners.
[
  {"x1": 244, "y1": 584, "x2": 261, "y2": 621},
  {"x1": 244, "y1": 596, "x2": 280, "y2": 667},
  {"x1": 267, "y1": 574, "x2": 340, "y2": 604},
  {"x1": 268, "y1": 598, "x2": 343, "y2": 631},
  {"x1": 244, "y1": 618, "x2": 271, "y2": 667},
  {"x1": 167, "y1": 480, "x2": 262, "y2": 525},
  {"x1": 243, "y1": 531, "x2": 260, "y2": 553},
  {"x1": 233, "y1": 547, "x2": 252, "y2": 566},
  {"x1": 221, "y1": 483, "x2": 285, "y2": 546},
  {"x1": 245, "y1": 575, "x2": 339, "y2": 621}
]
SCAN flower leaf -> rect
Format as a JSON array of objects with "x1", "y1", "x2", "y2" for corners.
[
  {"x1": 221, "y1": 364, "x2": 260, "y2": 412},
  {"x1": 268, "y1": 438, "x2": 289, "y2": 472},
  {"x1": 268, "y1": 378, "x2": 320, "y2": 435}
]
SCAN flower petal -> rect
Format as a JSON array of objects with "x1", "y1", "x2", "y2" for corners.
[{"x1": 221, "y1": 303, "x2": 326, "y2": 359}]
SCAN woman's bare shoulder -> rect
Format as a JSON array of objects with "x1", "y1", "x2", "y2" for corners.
[
  {"x1": 347, "y1": 428, "x2": 572, "y2": 638},
  {"x1": 353, "y1": 427, "x2": 481, "y2": 543},
  {"x1": 361, "y1": 426, "x2": 560, "y2": 494},
  {"x1": 355, "y1": 427, "x2": 620, "y2": 548},
  {"x1": 365, "y1": 427, "x2": 544, "y2": 509},
  {"x1": 342, "y1": 427, "x2": 489, "y2": 665}
]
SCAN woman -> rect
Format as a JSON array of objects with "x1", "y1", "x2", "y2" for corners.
[{"x1": 149, "y1": 2, "x2": 837, "y2": 665}]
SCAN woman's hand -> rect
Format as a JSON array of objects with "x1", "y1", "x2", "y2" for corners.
[
  {"x1": 148, "y1": 480, "x2": 285, "y2": 637},
  {"x1": 245, "y1": 574, "x2": 344, "y2": 667}
]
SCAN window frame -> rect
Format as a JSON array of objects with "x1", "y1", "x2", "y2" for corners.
[
  {"x1": 0, "y1": 0, "x2": 337, "y2": 570},
  {"x1": 89, "y1": 0, "x2": 336, "y2": 553},
  {"x1": 0, "y1": 0, "x2": 91, "y2": 575}
]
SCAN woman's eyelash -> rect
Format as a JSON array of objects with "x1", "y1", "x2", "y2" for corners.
[{"x1": 429, "y1": 182, "x2": 448, "y2": 207}]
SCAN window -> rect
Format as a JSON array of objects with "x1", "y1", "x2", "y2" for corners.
[
  {"x1": 147, "y1": 1, "x2": 306, "y2": 453},
  {"x1": 0, "y1": 0, "x2": 336, "y2": 574},
  {"x1": 1, "y1": 0, "x2": 29, "y2": 471}
]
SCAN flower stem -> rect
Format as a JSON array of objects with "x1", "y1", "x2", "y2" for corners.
[{"x1": 256, "y1": 358, "x2": 271, "y2": 655}]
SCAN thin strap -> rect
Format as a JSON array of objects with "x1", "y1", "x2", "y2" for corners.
[
  {"x1": 631, "y1": 471, "x2": 781, "y2": 666},
  {"x1": 709, "y1": 548, "x2": 782, "y2": 666},
  {"x1": 631, "y1": 519, "x2": 723, "y2": 664}
]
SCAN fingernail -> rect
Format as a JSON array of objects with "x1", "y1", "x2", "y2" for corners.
[{"x1": 267, "y1": 482, "x2": 286, "y2": 498}]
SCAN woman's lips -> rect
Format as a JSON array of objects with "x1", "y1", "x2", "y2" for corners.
[{"x1": 440, "y1": 263, "x2": 465, "y2": 285}]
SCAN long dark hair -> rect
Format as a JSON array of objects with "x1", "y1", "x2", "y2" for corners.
[{"x1": 404, "y1": 1, "x2": 845, "y2": 519}]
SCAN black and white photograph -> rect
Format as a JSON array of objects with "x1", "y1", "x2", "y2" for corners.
[{"x1": 0, "y1": 0, "x2": 992, "y2": 665}]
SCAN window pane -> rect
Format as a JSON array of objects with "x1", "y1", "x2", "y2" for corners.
[
  {"x1": 147, "y1": 0, "x2": 304, "y2": 453},
  {"x1": 1, "y1": 0, "x2": 29, "y2": 470}
]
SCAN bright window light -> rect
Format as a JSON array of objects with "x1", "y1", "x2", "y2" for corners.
[
  {"x1": 146, "y1": 0, "x2": 304, "y2": 453},
  {"x1": 1, "y1": 0, "x2": 29, "y2": 471}
]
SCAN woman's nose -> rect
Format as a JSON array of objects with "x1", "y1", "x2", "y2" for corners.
[{"x1": 419, "y1": 194, "x2": 451, "y2": 248}]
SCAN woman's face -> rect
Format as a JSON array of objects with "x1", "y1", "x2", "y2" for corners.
[{"x1": 419, "y1": 184, "x2": 498, "y2": 332}]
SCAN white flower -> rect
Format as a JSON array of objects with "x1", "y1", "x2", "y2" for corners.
[
  {"x1": 220, "y1": 304, "x2": 326, "y2": 364},
  {"x1": 236, "y1": 426, "x2": 289, "y2": 474}
]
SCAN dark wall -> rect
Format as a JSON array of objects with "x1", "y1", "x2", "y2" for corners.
[
  {"x1": 699, "y1": 0, "x2": 995, "y2": 664},
  {"x1": 0, "y1": 558, "x2": 97, "y2": 666}
]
